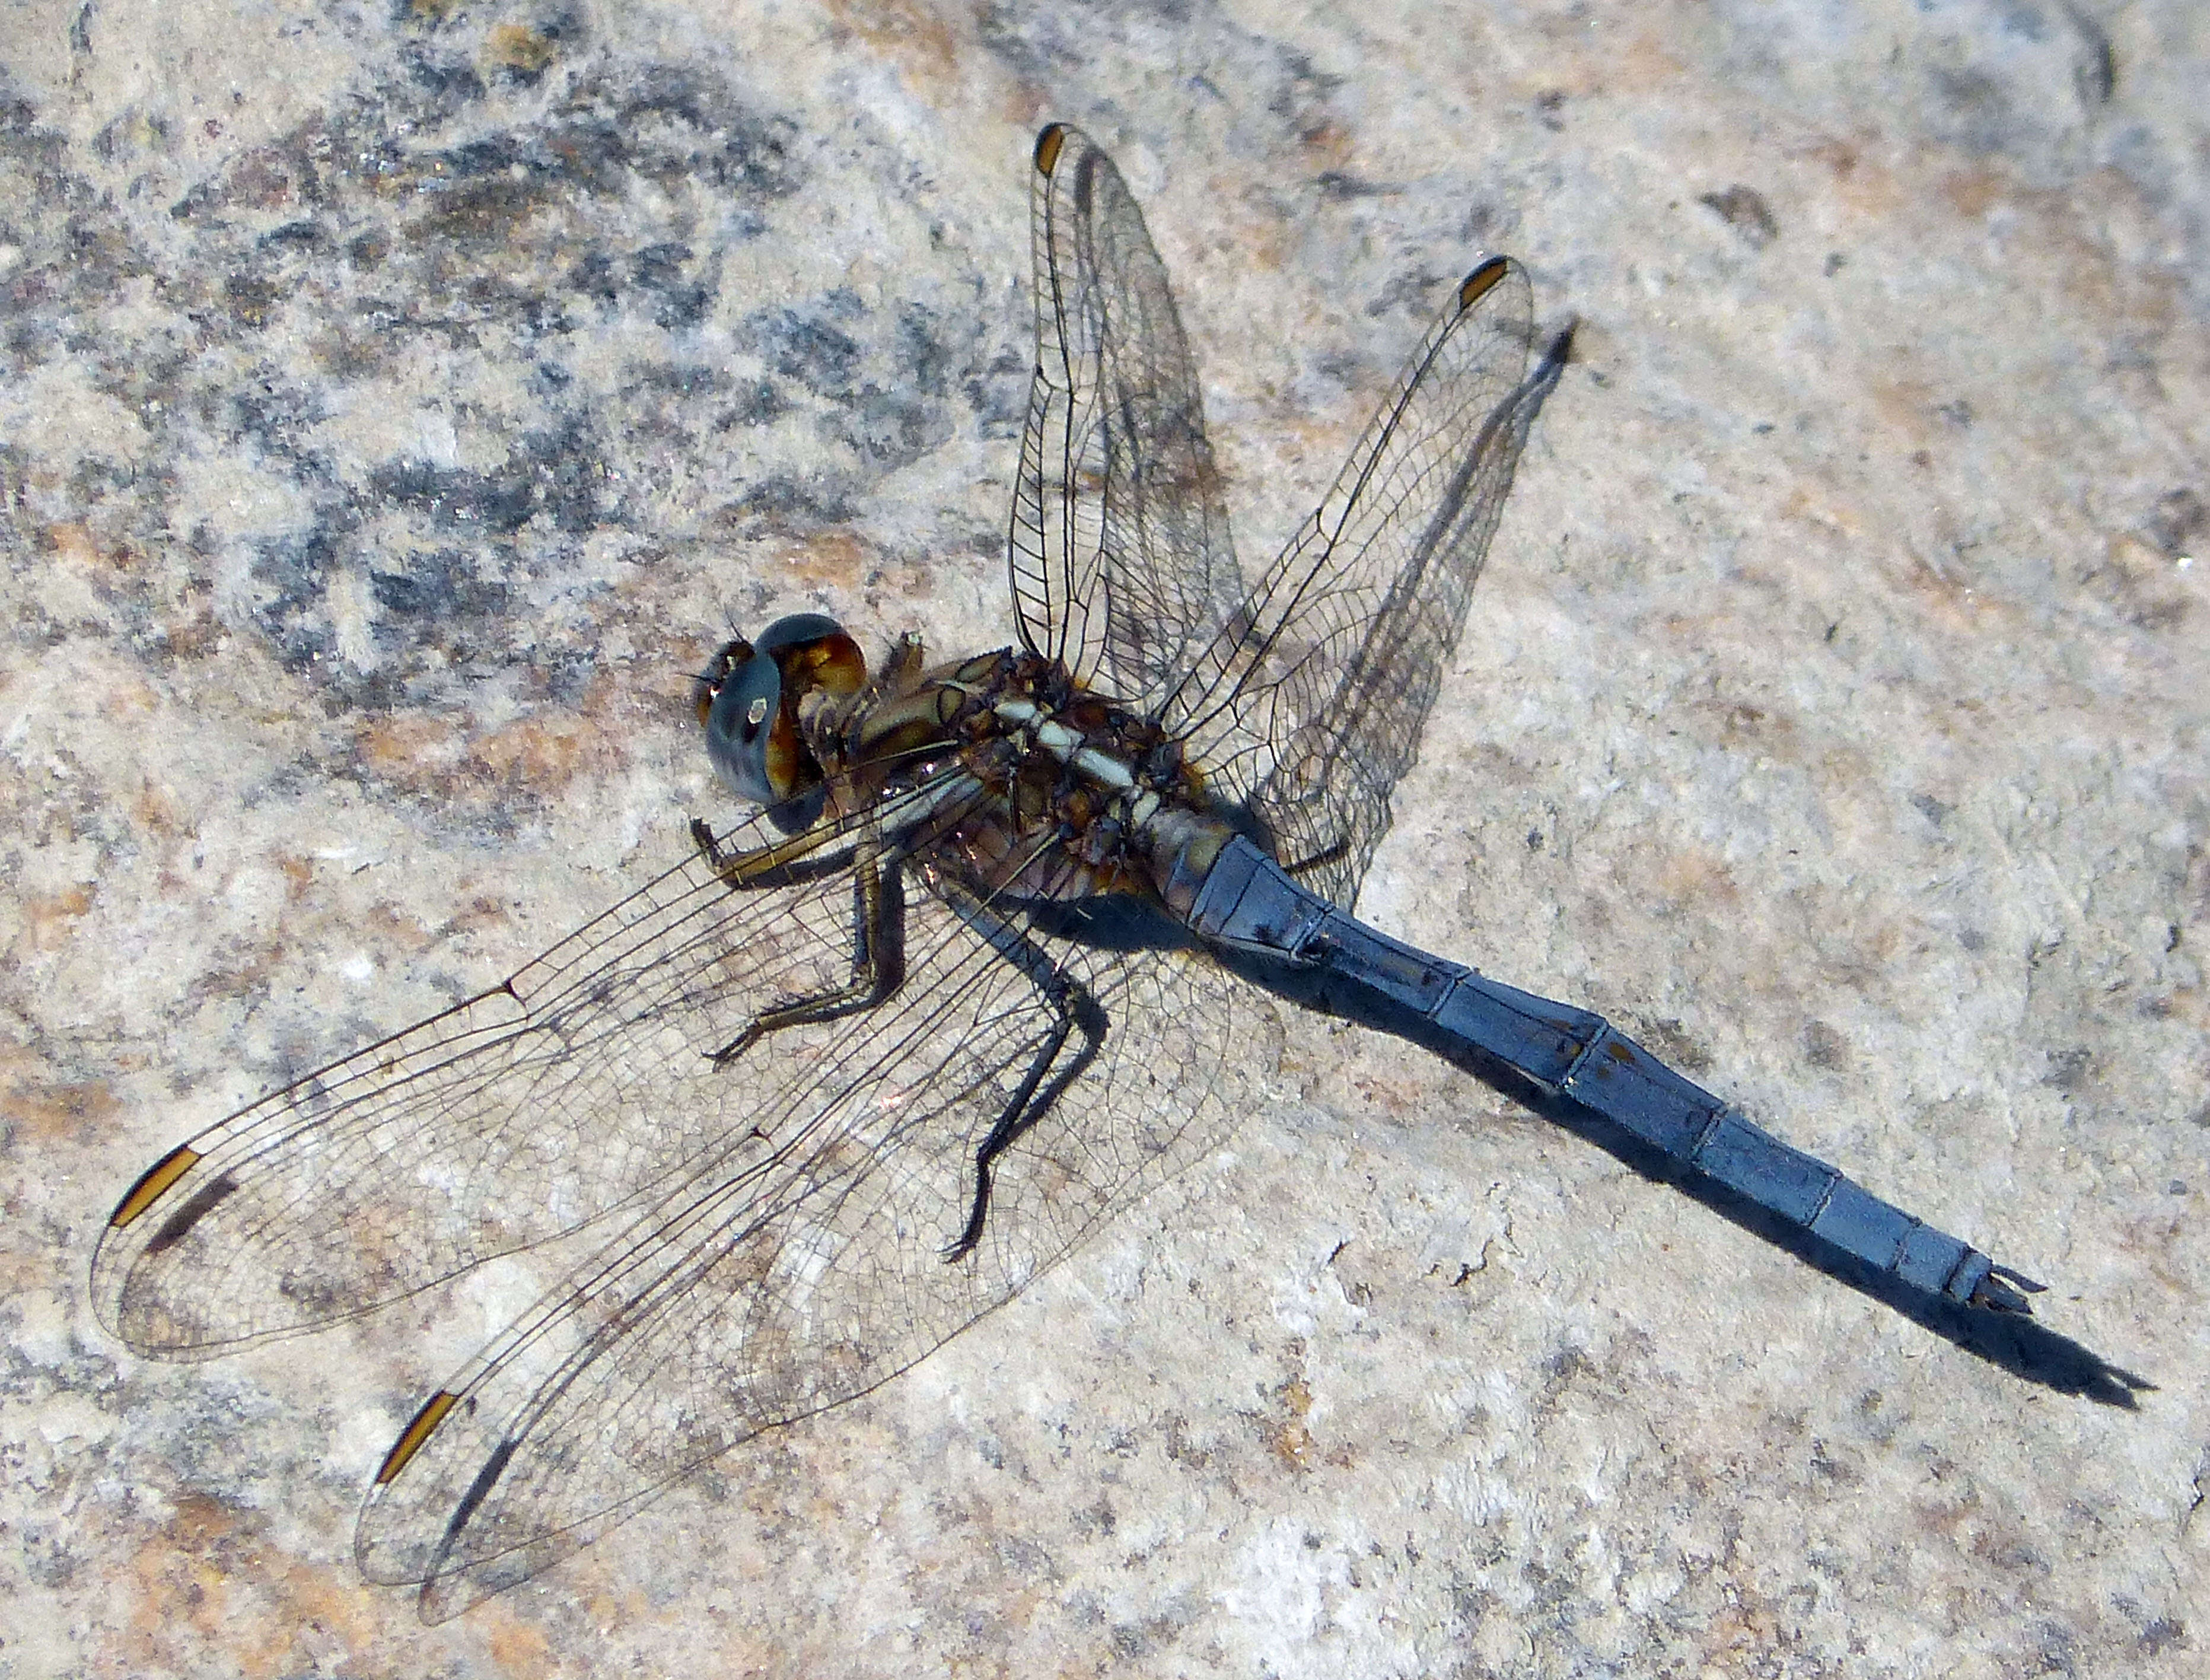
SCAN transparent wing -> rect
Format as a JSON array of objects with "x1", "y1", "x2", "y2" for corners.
[
  {"x1": 1171, "y1": 258, "x2": 1568, "y2": 910},
  {"x1": 352, "y1": 888, "x2": 1269, "y2": 1619},
  {"x1": 90, "y1": 787, "x2": 979, "y2": 1360},
  {"x1": 1010, "y1": 123, "x2": 1244, "y2": 711}
]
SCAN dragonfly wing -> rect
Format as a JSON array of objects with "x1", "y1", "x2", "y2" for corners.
[
  {"x1": 355, "y1": 892, "x2": 1268, "y2": 1617},
  {"x1": 90, "y1": 801, "x2": 938, "y2": 1360},
  {"x1": 1172, "y1": 258, "x2": 1566, "y2": 910},
  {"x1": 1010, "y1": 123, "x2": 1244, "y2": 710}
]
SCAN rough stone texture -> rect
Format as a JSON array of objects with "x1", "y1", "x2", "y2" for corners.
[{"x1": 3, "y1": 0, "x2": 2205, "y2": 1675}]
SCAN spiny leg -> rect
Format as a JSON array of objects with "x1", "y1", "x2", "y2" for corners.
[
  {"x1": 932, "y1": 876, "x2": 1109, "y2": 1261},
  {"x1": 1280, "y1": 835, "x2": 1351, "y2": 882},
  {"x1": 690, "y1": 824, "x2": 910, "y2": 1067},
  {"x1": 689, "y1": 815, "x2": 858, "y2": 890}
]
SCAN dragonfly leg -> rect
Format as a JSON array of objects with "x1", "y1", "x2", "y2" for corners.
[
  {"x1": 930, "y1": 877, "x2": 1107, "y2": 1261},
  {"x1": 705, "y1": 851, "x2": 909, "y2": 1067},
  {"x1": 1278, "y1": 834, "x2": 1351, "y2": 882},
  {"x1": 688, "y1": 814, "x2": 858, "y2": 888},
  {"x1": 690, "y1": 814, "x2": 728, "y2": 868}
]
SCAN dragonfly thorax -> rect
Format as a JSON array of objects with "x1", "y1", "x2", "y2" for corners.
[{"x1": 782, "y1": 637, "x2": 1238, "y2": 915}]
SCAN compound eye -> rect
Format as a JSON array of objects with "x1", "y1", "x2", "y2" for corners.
[
  {"x1": 698, "y1": 615, "x2": 866, "y2": 822},
  {"x1": 703, "y1": 643, "x2": 795, "y2": 807},
  {"x1": 693, "y1": 638, "x2": 752, "y2": 728},
  {"x1": 751, "y1": 614, "x2": 866, "y2": 700}
]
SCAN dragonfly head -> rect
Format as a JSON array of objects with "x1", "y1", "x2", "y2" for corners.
[{"x1": 697, "y1": 613, "x2": 867, "y2": 826}]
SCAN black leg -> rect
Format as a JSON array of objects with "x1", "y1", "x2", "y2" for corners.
[
  {"x1": 705, "y1": 855, "x2": 909, "y2": 1066},
  {"x1": 931, "y1": 879, "x2": 1109, "y2": 1261},
  {"x1": 1280, "y1": 835, "x2": 1351, "y2": 880}
]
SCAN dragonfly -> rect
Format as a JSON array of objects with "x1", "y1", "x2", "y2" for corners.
[{"x1": 93, "y1": 123, "x2": 2045, "y2": 1619}]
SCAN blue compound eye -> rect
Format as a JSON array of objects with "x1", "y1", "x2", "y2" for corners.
[
  {"x1": 698, "y1": 615, "x2": 865, "y2": 827},
  {"x1": 706, "y1": 645, "x2": 785, "y2": 805}
]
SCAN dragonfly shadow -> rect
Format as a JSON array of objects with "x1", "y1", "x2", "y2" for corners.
[{"x1": 1219, "y1": 946, "x2": 2153, "y2": 1409}]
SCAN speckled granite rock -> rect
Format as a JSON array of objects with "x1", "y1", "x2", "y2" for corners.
[{"x1": 4, "y1": 0, "x2": 2205, "y2": 1674}]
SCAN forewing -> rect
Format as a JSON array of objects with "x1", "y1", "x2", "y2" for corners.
[
  {"x1": 1010, "y1": 124, "x2": 1243, "y2": 709},
  {"x1": 354, "y1": 894, "x2": 1269, "y2": 1618},
  {"x1": 90, "y1": 797, "x2": 953, "y2": 1360},
  {"x1": 1172, "y1": 258, "x2": 1566, "y2": 909}
]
